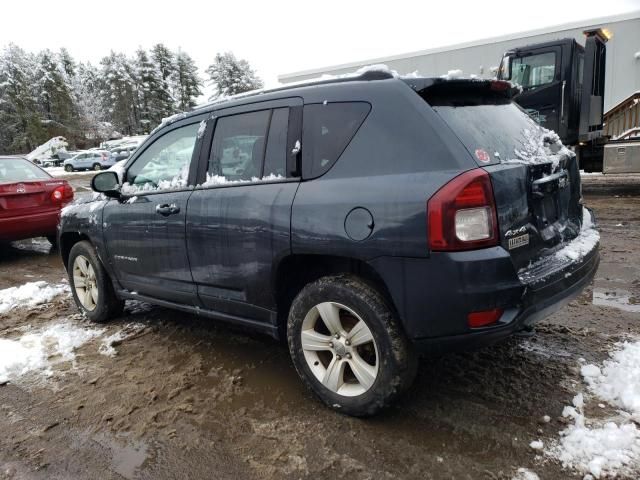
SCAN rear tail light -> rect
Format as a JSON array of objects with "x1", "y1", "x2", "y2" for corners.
[
  {"x1": 468, "y1": 308, "x2": 503, "y2": 328},
  {"x1": 51, "y1": 184, "x2": 74, "y2": 204},
  {"x1": 428, "y1": 169, "x2": 499, "y2": 251}
]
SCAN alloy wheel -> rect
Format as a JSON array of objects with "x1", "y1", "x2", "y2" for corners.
[
  {"x1": 73, "y1": 255, "x2": 98, "y2": 311},
  {"x1": 301, "y1": 302, "x2": 379, "y2": 397}
]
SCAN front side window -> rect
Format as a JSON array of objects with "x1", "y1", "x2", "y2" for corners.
[
  {"x1": 208, "y1": 110, "x2": 271, "y2": 181},
  {"x1": 302, "y1": 102, "x2": 371, "y2": 178},
  {"x1": 509, "y1": 52, "x2": 556, "y2": 88},
  {"x1": 125, "y1": 123, "x2": 199, "y2": 190}
]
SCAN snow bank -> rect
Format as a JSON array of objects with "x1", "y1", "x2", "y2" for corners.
[
  {"x1": 0, "y1": 281, "x2": 68, "y2": 315},
  {"x1": 0, "y1": 322, "x2": 104, "y2": 384},
  {"x1": 546, "y1": 341, "x2": 640, "y2": 478}
]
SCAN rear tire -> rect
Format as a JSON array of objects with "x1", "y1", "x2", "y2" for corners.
[
  {"x1": 93, "y1": 163, "x2": 102, "y2": 171},
  {"x1": 287, "y1": 274, "x2": 417, "y2": 416},
  {"x1": 68, "y1": 241, "x2": 123, "y2": 323},
  {"x1": 64, "y1": 164, "x2": 74, "y2": 172}
]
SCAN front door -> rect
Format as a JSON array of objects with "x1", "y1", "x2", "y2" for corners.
[
  {"x1": 103, "y1": 120, "x2": 203, "y2": 304},
  {"x1": 187, "y1": 99, "x2": 302, "y2": 323},
  {"x1": 508, "y1": 46, "x2": 563, "y2": 134}
]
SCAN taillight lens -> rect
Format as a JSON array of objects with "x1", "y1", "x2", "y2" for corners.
[
  {"x1": 428, "y1": 169, "x2": 499, "y2": 251},
  {"x1": 51, "y1": 184, "x2": 74, "y2": 204}
]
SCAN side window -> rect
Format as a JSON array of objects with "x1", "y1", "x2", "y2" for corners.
[
  {"x1": 509, "y1": 52, "x2": 556, "y2": 88},
  {"x1": 302, "y1": 102, "x2": 371, "y2": 178},
  {"x1": 263, "y1": 107, "x2": 289, "y2": 178},
  {"x1": 208, "y1": 110, "x2": 270, "y2": 181},
  {"x1": 125, "y1": 123, "x2": 199, "y2": 189}
]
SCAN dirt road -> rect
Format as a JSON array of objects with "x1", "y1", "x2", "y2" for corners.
[{"x1": 0, "y1": 192, "x2": 639, "y2": 479}]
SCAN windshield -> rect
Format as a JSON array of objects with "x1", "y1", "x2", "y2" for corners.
[{"x1": 0, "y1": 158, "x2": 51, "y2": 184}]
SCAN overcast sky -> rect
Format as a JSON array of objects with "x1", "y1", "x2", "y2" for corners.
[{"x1": 1, "y1": 0, "x2": 639, "y2": 89}]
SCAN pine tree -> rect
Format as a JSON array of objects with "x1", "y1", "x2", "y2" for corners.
[
  {"x1": 172, "y1": 50, "x2": 202, "y2": 110},
  {"x1": 0, "y1": 44, "x2": 44, "y2": 152},
  {"x1": 150, "y1": 43, "x2": 176, "y2": 119},
  {"x1": 99, "y1": 52, "x2": 138, "y2": 135},
  {"x1": 133, "y1": 48, "x2": 160, "y2": 131},
  {"x1": 75, "y1": 62, "x2": 107, "y2": 141},
  {"x1": 34, "y1": 49, "x2": 76, "y2": 132},
  {"x1": 206, "y1": 52, "x2": 263, "y2": 100}
]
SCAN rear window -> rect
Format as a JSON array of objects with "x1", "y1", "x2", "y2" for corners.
[
  {"x1": 0, "y1": 158, "x2": 51, "y2": 184},
  {"x1": 424, "y1": 92, "x2": 543, "y2": 165},
  {"x1": 302, "y1": 102, "x2": 371, "y2": 178}
]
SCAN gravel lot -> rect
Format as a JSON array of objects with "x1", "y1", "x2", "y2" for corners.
[{"x1": 0, "y1": 173, "x2": 638, "y2": 479}]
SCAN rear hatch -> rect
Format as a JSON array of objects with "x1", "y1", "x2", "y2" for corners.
[
  {"x1": 0, "y1": 158, "x2": 67, "y2": 219},
  {"x1": 413, "y1": 79, "x2": 583, "y2": 273}
]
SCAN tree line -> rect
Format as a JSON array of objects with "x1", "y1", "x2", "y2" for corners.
[{"x1": 0, "y1": 44, "x2": 263, "y2": 154}]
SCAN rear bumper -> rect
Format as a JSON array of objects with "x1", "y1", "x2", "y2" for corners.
[
  {"x1": 369, "y1": 242, "x2": 599, "y2": 355},
  {"x1": 0, "y1": 210, "x2": 60, "y2": 242}
]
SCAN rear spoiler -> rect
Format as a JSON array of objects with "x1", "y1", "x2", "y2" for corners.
[{"x1": 401, "y1": 78, "x2": 522, "y2": 100}]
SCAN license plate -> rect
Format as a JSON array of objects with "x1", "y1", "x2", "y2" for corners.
[{"x1": 508, "y1": 233, "x2": 529, "y2": 250}]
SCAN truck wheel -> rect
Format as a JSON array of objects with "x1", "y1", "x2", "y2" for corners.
[
  {"x1": 287, "y1": 274, "x2": 417, "y2": 416},
  {"x1": 93, "y1": 163, "x2": 102, "y2": 171},
  {"x1": 64, "y1": 164, "x2": 74, "y2": 172},
  {"x1": 68, "y1": 241, "x2": 123, "y2": 323}
]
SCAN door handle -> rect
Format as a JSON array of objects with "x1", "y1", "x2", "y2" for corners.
[{"x1": 155, "y1": 203, "x2": 180, "y2": 216}]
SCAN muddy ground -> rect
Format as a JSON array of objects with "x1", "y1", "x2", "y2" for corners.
[{"x1": 0, "y1": 176, "x2": 639, "y2": 479}]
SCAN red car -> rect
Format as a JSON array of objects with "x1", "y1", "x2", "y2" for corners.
[{"x1": 0, "y1": 156, "x2": 74, "y2": 245}]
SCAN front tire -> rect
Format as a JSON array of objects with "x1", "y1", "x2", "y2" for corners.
[
  {"x1": 287, "y1": 275, "x2": 417, "y2": 416},
  {"x1": 64, "y1": 164, "x2": 74, "y2": 172},
  {"x1": 68, "y1": 241, "x2": 123, "y2": 323}
]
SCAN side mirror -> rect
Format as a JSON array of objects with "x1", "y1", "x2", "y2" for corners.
[{"x1": 91, "y1": 171, "x2": 121, "y2": 198}]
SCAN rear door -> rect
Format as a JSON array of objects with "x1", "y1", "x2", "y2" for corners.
[
  {"x1": 419, "y1": 83, "x2": 582, "y2": 272},
  {"x1": 102, "y1": 121, "x2": 203, "y2": 304},
  {"x1": 186, "y1": 98, "x2": 302, "y2": 322}
]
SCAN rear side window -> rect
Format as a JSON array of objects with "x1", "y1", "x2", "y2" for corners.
[
  {"x1": 263, "y1": 107, "x2": 289, "y2": 178},
  {"x1": 209, "y1": 110, "x2": 270, "y2": 181},
  {"x1": 0, "y1": 158, "x2": 51, "y2": 184},
  {"x1": 302, "y1": 102, "x2": 370, "y2": 178}
]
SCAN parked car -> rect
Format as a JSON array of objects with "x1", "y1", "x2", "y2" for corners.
[
  {"x1": 109, "y1": 145, "x2": 138, "y2": 163},
  {"x1": 0, "y1": 156, "x2": 74, "y2": 245},
  {"x1": 63, "y1": 150, "x2": 114, "y2": 172},
  {"x1": 59, "y1": 71, "x2": 599, "y2": 416}
]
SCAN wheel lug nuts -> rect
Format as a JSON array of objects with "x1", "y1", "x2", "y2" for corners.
[
  {"x1": 346, "y1": 353, "x2": 352, "y2": 359},
  {"x1": 334, "y1": 333, "x2": 340, "y2": 339},
  {"x1": 336, "y1": 355, "x2": 342, "y2": 360},
  {"x1": 329, "y1": 342, "x2": 334, "y2": 348},
  {"x1": 345, "y1": 340, "x2": 350, "y2": 346}
]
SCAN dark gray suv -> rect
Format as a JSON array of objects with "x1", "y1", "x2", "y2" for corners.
[{"x1": 59, "y1": 70, "x2": 599, "y2": 416}]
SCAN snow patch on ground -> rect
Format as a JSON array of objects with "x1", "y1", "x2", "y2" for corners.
[
  {"x1": 511, "y1": 467, "x2": 540, "y2": 480},
  {"x1": 0, "y1": 281, "x2": 69, "y2": 315},
  {"x1": 546, "y1": 341, "x2": 640, "y2": 478},
  {"x1": 0, "y1": 322, "x2": 105, "y2": 384},
  {"x1": 99, "y1": 323, "x2": 146, "y2": 357}
]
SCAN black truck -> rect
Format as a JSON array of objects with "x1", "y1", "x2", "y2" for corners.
[{"x1": 497, "y1": 29, "x2": 619, "y2": 172}]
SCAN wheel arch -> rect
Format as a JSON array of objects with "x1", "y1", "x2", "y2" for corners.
[
  {"x1": 273, "y1": 254, "x2": 399, "y2": 335},
  {"x1": 60, "y1": 232, "x2": 90, "y2": 271}
]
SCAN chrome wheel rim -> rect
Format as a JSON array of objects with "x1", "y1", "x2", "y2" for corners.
[
  {"x1": 73, "y1": 255, "x2": 98, "y2": 311},
  {"x1": 301, "y1": 302, "x2": 379, "y2": 397}
]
